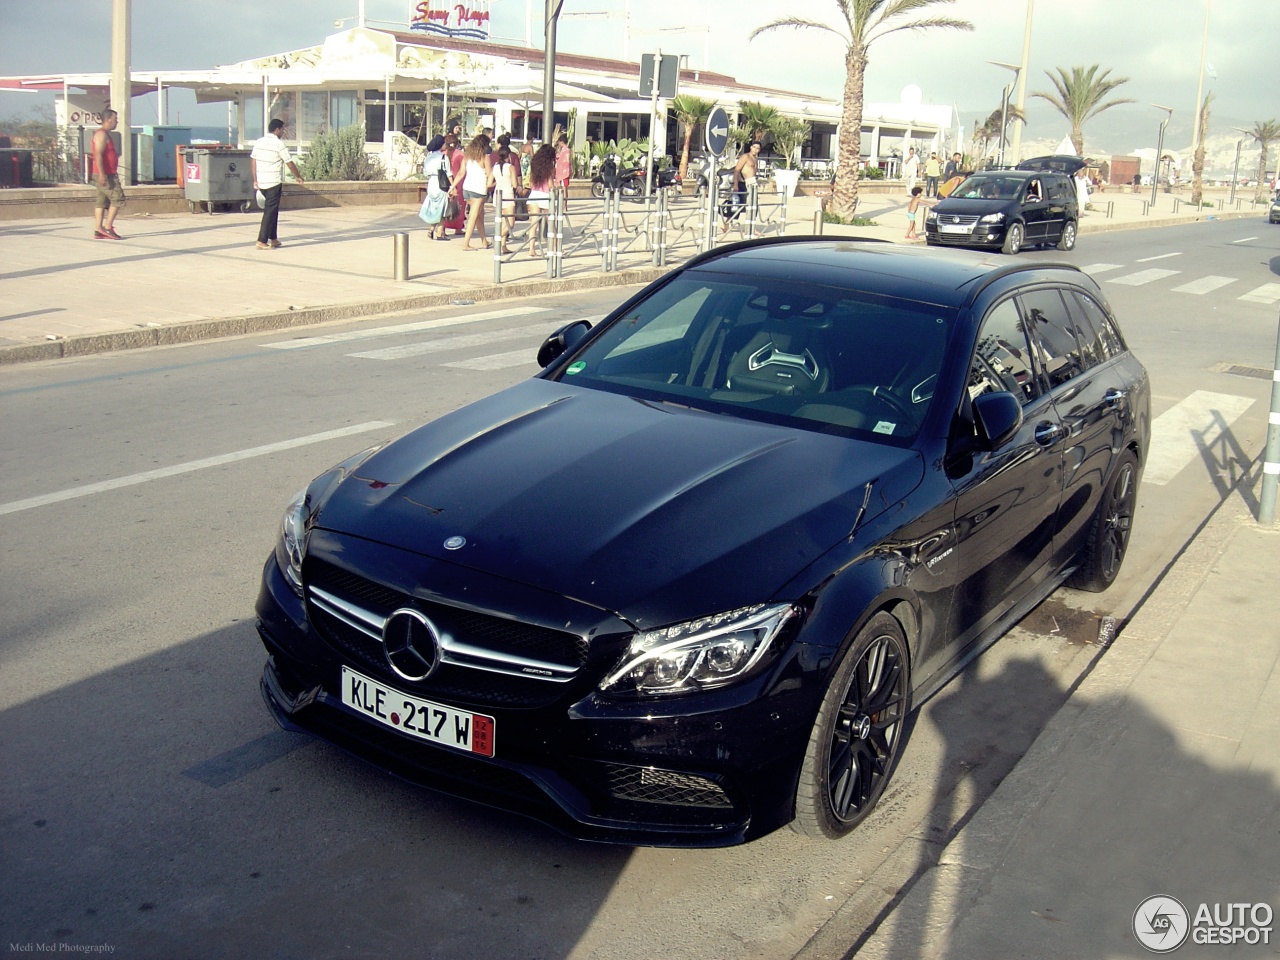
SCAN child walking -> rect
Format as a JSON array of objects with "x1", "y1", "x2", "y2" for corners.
[{"x1": 905, "y1": 186, "x2": 933, "y2": 241}]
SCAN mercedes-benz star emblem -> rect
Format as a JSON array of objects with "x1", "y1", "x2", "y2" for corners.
[
  {"x1": 382, "y1": 608, "x2": 441, "y2": 682},
  {"x1": 444, "y1": 535, "x2": 466, "y2": 550}
]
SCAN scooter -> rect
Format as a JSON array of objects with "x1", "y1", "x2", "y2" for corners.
[{"x1": 591, "y1": 157, "x2": 680, "y2": 200}]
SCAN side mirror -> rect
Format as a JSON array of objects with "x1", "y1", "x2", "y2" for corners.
[
  {"x1": 537, "y1": 319, "x2": 593, "y2": 368},
  {"x1": 972, "y1": 391, "x2": 1023, "y2": 450}
]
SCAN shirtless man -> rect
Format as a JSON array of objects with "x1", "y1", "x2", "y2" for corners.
[{"x1": 722, "y1": 141, "x2": 761, "y2": 235}]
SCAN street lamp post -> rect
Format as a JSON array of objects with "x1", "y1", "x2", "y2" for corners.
[
  {"x1": 1229, "y1": 130, "x2": 1247, "y2": 204},
  {"x1": 1010, "y1": 0, "x2": 1034, "y2": 165},
  {"x1": 988, "y1": 60, "x2": 1021, "y2": 168},
  {"x1": 542, "y1": 0, "x2": 565, "y2": 142},
  {"x1": 1150, "y1": 104, "x2": 1173, "y2": 211}
]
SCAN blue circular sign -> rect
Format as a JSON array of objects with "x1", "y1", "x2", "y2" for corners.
[{"x1": 705, "y1": 107, "x2": 730, "y2": 159}]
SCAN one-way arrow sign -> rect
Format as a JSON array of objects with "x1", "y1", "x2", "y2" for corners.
[{"x1": 705, "y1": 106, "x2": 729, "y2": 159}]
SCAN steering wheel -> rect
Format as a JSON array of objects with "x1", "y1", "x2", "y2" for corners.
[{"x1": 842, "y1": 385, "x2": 915, "y2": 427}]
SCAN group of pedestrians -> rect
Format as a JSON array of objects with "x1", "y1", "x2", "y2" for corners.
[
  {"x1": 418, "y1": 127, "x2": 572, "y2": 256},
  {"x1": 902, "y1": 147, "x2": 964, "y2": 199}
]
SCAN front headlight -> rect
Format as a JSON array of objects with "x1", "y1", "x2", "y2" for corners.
[
  {"x1": 980, "y1": 212, "x2": 1005, "y2": 223},
  {"x1": 925, "y1": 210, "x2": 938, "y2": 222},
  {"x1": 599, "y1": 603, "x2": 798, "y2": 697},
  {"x1": 274, "y1": 488, "x2": 310, "y2": 596}
]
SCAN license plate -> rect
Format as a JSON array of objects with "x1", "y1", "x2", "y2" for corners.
[
  {"x1": 341, "y1": 666, "x2": 495, "y2": 757},
  {"x1": 939, "y1": 223, "x2": 971, "y2": 234}
]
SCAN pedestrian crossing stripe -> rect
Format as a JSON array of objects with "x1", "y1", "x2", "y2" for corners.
[
  {"x1": 1108, "y1": 268, "x2": 1181, "y2": 286},
  {"x1": 262, "y1": 307, "x2": 551, "y2": 349},
  {"x1": 1171, "y1": 276, "x2": 1235, "y2": 295},
  {"x1": 442, "y1": 349, "x2": 535, "y2": 371},
  {"x1": 1239, "y1": 283, "x2": 1280, "y2": 304},
  {"x1": 1144, "y1": 391, "x2": 1254, "y2": 486}
]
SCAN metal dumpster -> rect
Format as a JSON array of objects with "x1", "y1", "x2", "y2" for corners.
[{"x1": 183, "y1": 147, "x2": 253, "y2": 214}]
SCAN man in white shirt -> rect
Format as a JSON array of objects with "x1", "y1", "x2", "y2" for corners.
[
  {"x1": 902, "y1": 147, "x2": 919, "y2": 196},
  {"x1": 250, "y1": 118, "x2": 303, "y2": 249}
]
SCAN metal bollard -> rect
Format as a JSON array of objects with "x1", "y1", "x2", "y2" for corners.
[
  {"x1": 813, "y1": 209, "x2": 824, "y2": 235},
  {"x1": 1142, "y1": 200, "x2": 1150, "y2": 216},
  {"x1": 493, "y1": 193, "x2": 502, "y2": 284},
  {"x1": 1105, "y1": 200, "x2": 1114, "y2": 219},
  {"x1": 1259, "y1": 311, "x2": 1280, "y2": 525},
  {"x1": 393, "y1": 232, "x2": 409, "y2": 281}
]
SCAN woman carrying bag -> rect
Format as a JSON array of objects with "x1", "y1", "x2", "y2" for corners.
[
  {"x1": 440, "y1": 135, "x2": 466, "y2": 237},
  {"x1": 418, "y1": 135, "x2": 450, "y2": 240}
]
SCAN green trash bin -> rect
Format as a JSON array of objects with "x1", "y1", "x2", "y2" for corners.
[{"x1": 183, "y1": 147, "x2": 254, "y2": 214}]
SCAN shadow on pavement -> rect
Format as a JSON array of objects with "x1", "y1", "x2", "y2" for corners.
[{"x1": 851, "y1": 654, "x2": 1279, "y2": 958}]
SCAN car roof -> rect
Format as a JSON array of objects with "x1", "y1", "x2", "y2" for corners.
[
  {"x1": 681, "y1": 238, "x2": 1085, "y2": 309},
  {"x1": 963, "y1": 168, "x2": 1063, "y2": 181}
]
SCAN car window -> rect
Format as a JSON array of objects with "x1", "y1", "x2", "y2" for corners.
[
  {"x1": 969, "y1": 298, "x2": 1040, "y2": 406},
  {"x1": 1019, "y1": 289, "x2": 1084, "y2": 388},
  {"x1": 1066, "y1": 291, "x2": 1123, "y2": 363},
  {"x1": 952, "y1": 175, "x2": 1021, "y2": 200},
  {"x1": 560, "y1": 272, "x2": 956, "y2": 444},
  {"x1": 1048, "y1": 178, "x2": 1074, "y2": 203},
  {"x1": 1025, "y1": 179, "x2": 1043, "y2": 203}
]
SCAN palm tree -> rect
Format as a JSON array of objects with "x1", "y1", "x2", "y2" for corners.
[
  {"x1": 738, "y1": 101, "x2": 781, "y2": 143},
  {"x1": 974, "y1": 103, "x2": 1026, "y2": 165},
  {"x1": 671, "y1": 94, "x2": 716, "y2": 180},
  {"x1": 1190, "y1": 92, "x2": 1212, "y2": 207},
  {"x1": 1030, "y1": 65, "x2": 1133, "y2": 158},
  {"x1": 750, "y1": 1, "x2": 972, "y2": 221},
  {"x1": 1249, "y1": 119, "x2": 1280, "y2": 203}
]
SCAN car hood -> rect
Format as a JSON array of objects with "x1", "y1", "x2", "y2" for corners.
[
  {"x1": 931, "y1": 196, "x2": 1014, "y2": 217},
  {"x1": 311, "y1": 379, "x2": 924, "y2": 626}
]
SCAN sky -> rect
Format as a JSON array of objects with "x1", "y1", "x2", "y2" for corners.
[{"x1": 1, "y1": 0, "x2": 1275, "y2": 173}]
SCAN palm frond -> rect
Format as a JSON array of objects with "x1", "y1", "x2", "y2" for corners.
[{"x1": 749, "y1": 17, "x2": 850, "y2": 45}]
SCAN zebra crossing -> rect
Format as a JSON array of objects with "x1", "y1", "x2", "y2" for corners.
[
  {"x1": 263, "y1": 310, "x2": 606, "y2": 371},
  {"x1": 1080, "y1": 260, "x2": 1280, "y2": 303}
]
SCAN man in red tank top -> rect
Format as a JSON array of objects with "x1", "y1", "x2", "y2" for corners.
[{"x1": 92, "y1": 109, "x2": 127, "y2": 239}]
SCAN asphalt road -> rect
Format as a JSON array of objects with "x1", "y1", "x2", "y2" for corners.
[{"x1": 1, "y1": 218, "x2": 1276, "y2": 960}]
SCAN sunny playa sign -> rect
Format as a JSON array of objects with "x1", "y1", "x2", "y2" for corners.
[{"x1": 410, "y1": 1, "x2": 492, "y2": 40}]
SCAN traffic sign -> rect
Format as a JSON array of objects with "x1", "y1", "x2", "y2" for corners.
[
  {"x1": 639, "y1": 53, "x2": 679, "y2": 99},
  {"x1": 705, "y1": 106, "x2": 729, "y2": 158}
]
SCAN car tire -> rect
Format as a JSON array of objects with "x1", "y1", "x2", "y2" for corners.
[
  {"x1": 1069, "y1": 450, "x2": 1139, "y2": 592},
  {"x1": 590, "y1": 181, "x2": 606, "y2": 199},
  {"x1": 1056, "y1": 220, "x2": 1077, "y2": 251},
  {"x1": 792, "y1": 611, "x2": 911, "y2": 839},
  {"x1": 1001, "y1": 221, "x2": 1024, "y2": 255}
]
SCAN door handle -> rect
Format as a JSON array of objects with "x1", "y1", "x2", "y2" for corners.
[
  {"x1": 1104, "y1": 388, "x2": 1126, "y2": 407},
  {"x1": 1034, "y1": 421, "x2": 1066, "y2": 446}
]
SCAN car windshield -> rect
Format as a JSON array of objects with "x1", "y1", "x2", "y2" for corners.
[
  {"x1": 951, "y1": 175, "x2": 1024, "y2": 200},
  {"x1": 554, "y1": 272, "x2": 956, "y2": 444}
]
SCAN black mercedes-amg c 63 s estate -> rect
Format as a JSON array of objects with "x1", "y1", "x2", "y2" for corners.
[{"x1": 256, "y1": 237, "x2": 1149, "y2": 846}]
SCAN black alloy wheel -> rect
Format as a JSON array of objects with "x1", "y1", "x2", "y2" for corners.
[
  {"x1": 1070, "y1": 451, "x2": 1139, "y2": 592},
  {"x1": 793, "y1": 612, "x2": 911, "y2": 839}
]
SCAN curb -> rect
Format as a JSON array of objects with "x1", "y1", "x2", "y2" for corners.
[{"x1": 0, "y1": 265, "x2": 670, "y2": 366}]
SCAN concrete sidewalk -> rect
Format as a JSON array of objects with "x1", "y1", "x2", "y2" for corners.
[
  {"x1": 0, "y1": 186, "x2": 1267, "y2": 365},
  {"x1": 799, "y1": 466, "x2": 1280, "y2": 959}
]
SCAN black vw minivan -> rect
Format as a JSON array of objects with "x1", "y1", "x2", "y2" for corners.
[{"x1": 926, "y1": 155, "x2": 1084, "y2": 255}]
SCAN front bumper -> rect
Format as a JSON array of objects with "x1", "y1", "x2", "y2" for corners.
[
  {"x1": 924, "y1": 221, "x2": 1006, "y2": 248},
  {"x1": 255, "y1": 551, "x2": 820, "y2": 847}
]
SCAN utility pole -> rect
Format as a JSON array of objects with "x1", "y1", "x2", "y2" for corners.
[
  {"x1": 542, "y1": 0, "x2": 564, "y2": 141},
  {"x1": 1010, "y1": 0, "x2": 1033, "y2": 165},
  {"x1": 1190, "y1": 0, "x2": 1210, "y2": 154},
  {"x1": 111, "y1": 0, "x2": 131, "y2": 185}
]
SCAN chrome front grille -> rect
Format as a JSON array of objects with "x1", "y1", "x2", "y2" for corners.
[{"x1": 304, "y1": 560, "x2": 589, "y2": 709}]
